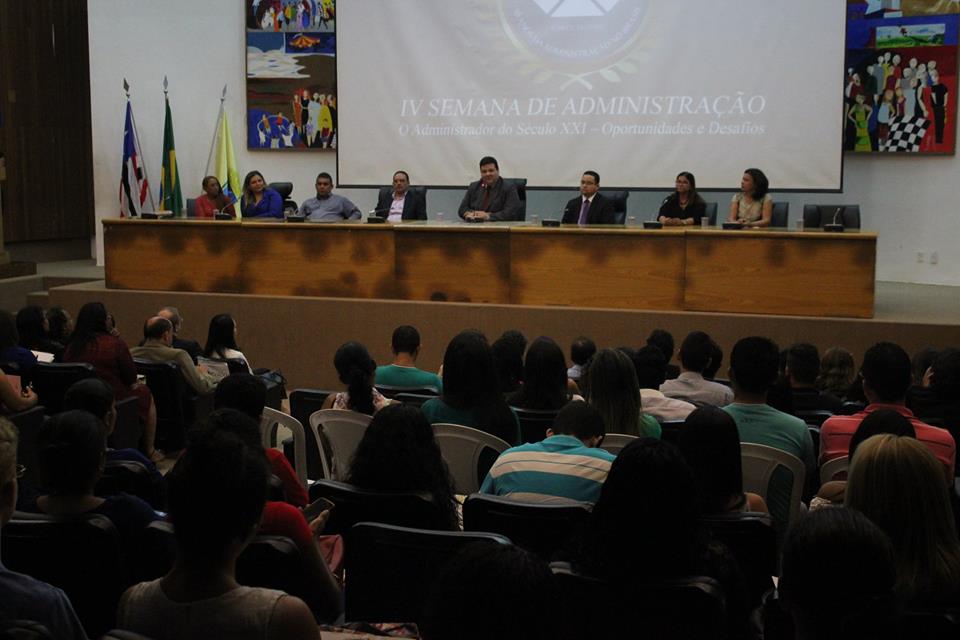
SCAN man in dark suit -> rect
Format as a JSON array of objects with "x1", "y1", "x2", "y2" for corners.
[
  {"x1": 561, "y1": 171, "x2": 616, "y2": 224},
  {"x1": 375, "y1": 170, "x2": 426, "y2": 221},
  {"x1": 458, "y1": 156, "x2": 521, "y2": 221}
]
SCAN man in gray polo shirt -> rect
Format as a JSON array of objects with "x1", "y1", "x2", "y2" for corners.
[{"x1": 298, "y1": 172, "x2": 361, "y2": 222}]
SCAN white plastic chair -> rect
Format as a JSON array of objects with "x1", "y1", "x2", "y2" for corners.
[
  {"x1": 309, "y1": 409, "x2": 372, "y2": 480},
  {"x1": 819, "y1": 455, "x2": 849, "y2": 486},
  {"x1": 740, "y1": 443, "x2": 806, "y2": 528},
  {"x1": 432, "y1": 423, "x2": 511, "y2": 494},
  {"x1": 599, "y1": 433, "x2": 638, "y2": 456},
  {"x1": 259, "y1": 407, "x2": 308, "y2": 491}
]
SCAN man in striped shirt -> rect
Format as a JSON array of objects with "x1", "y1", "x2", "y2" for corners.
[{"x1": 480, "y1": 401, "x2": 615, "y2": 505}]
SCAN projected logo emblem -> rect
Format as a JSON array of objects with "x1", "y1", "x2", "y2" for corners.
[{"x1": 532, "y1": 0, "x2": 621, "y2": 18}]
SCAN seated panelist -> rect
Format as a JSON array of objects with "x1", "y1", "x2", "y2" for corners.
[
  {"x1": 458, "y1": 156, "x2": 521, "y2": 222},
  {"x1": 376, "y1": 170, "x2": 426, "y2": 221},
  {"x1": 561, "y1": 170, "x2": 615, "y2": 225},
  {"x1": 240, "y1": 170, "x2": 283, "y2": 218},
  {"x1": 658, "y1": 171, "x2": 705, "y2": 226},
  {"x1": 728, "y1": 168, "x2": 772, "y2": 227},
  {"x1": 298, "y1": 172, "x2": 361, "y2": 222},
  {"x1": 194, "y1": 175, "x2": 236, "y2": 218}
]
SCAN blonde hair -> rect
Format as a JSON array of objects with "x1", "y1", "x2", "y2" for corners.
[
  {"x1": 846, "y1": 434, "x2": 960, "y2": 602},
  {"x1": 0, "y1": 417, "x2": 18, "y2": 484}
]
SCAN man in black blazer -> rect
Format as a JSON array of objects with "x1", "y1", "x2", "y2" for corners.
[
  {"x1": 376, "y1": 170, "x2": 427, "y2": 221},
  {"x1": 458, "y1": 156, "x2": 522, "y2": 221},
  {"x1": 562, "y1": 171, "x2": 616, "y2": 224}
]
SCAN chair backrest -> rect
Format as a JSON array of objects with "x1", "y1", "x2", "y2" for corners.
[
  {"x1": 9, "y1": 405, "x2": 46, "y2": 488},
  {"x1": 185, "y1": 198, "x2": 196, "y2": 218},
  {"x1": 462, "y1": 493, "x2": 590, "y2": 559},
  {"x1": 134, "y1": 359, "x2": 192, "y2": 452},
  {"x1": 771, "y1": 201, "x2": 789, "y2": 227},
  {"x1": 375, "y1": 384, "x2": 440, "y2": 399},
  {"x1": 260, "y1": 407, "x2": 308, "y2": 491},
  {"x1": 267, "y1": 182, "x2": 297, "y2": 214},
  {"x1": 802, "y1": 204, "x2": 862, "y2": 229},
  {"x1": 503, "y1": 177, "x2": 527, "y2": 220},
  {"x1": 900, "y1": 607, "x2": 960, "y2": 638},
  {"x1": 289, "y1": 388, "x2": 336, "y2": 479},
  {"x1": 393, "y1": 392, "x2": 436, "y2": 407},
  {"x1": 308, "y1": 408, "x2": 371, "y2": 480},
  {"x1": 96, "y1": 459, "x2": 162, "y2": 509},
  {"x1": 705, "y1": 202, "x2": 718, "y2": 225},
  {"x1": 659, "y1": 420, "x2": 685, "y2": 445},
  {"x1": 344, "y1": 522, "x2": 511, "y2": 624},
  {"x1": 110, "y1": 396, "x2": 142, "y2": 450},
  {"x1": 0, "y1": 620, "x2": 57, "y2": 640},
  {"x1": 809, "y1": 425, "x2": 821, "y2": 461},
  {"x1": 31, "y1": 362, "x2": 95, "y2": 414},
  {"x1": 700, "y1": 512, "x2": 777, "y2": 605},
  {"x1": 819, "y1": 455, "x2": 849, "y2": 486},
  {"x1": 740, "y1": 443, "x2": 806, "y2": 529},
  {"x1": 510, "y1": 407, "x2": 558, "y2": 444},
  {"x1": 432, "y1": 423, "x2": 511, "y2": 494},
  {"x1": 796, "y1": 409, "x2": 833, "y2": 427},
  {"x1": 599, "y1": 432, "x2": 637, "y2": 456},
  {"x1": 550, "y1": 562, "x2": 727, "y2": 638},
  {"x1": 308, "y1": 479, "x2": 451, "y2": 535},
  {"x1": 837, "y1": 401, "x2": 866, "y2": 415},
  {"x1": 1, "y1": 512, "x2": 123, "y2": 637},
  {"x1": 606, "y1": 190, "x2": 629, "y2": 224}
]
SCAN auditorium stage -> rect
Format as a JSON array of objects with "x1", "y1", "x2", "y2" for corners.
[{"x1": 47, "y1": 280, "x2": 960, "y2": 392}]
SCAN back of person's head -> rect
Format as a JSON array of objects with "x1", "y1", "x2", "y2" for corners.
[
  {"x1": 391, "y1": 325, "x2": 421, "y2": 355},
  {"x1": 861, "y1": 342, "x2": 912, "y2": 403},
  {"x1": 442, "y1": 330, "x2": 497, "y2": 408},
  {"x1": 730, "y1": 336, "x2": 780, "y2": 395},
  {"x1": 584, "y1": 348, "x2": 640, "y2": 436},
  {"x1": 142, "y1": 316, "x2": 173, "y2": 341},
  {"x1": 63, "y1": 378, "x2": 115, "y2": 423},
  {"x1": 333, "y1": 341, "x2": 377, "y2": 415},
  {"x1": 203, "y1": 313, "x2": 239, "y2": 358},
  {"x1": 158, "y1": 306, "x2": 183, "y2": 333},
  {"x1": 679, "y1": 331, "x2": 714, "y2": 373},
  {"x1": 845, "y1": 434, "x2": 960, "y2": 601},
  {"x1": 930, "y1": 347, "x2": 960, "y2": 401},
  {"x1": 214, "y1": 373, "x2": 268, "y2": 421},
  {"x1": 421, "y1": 542, "x2": 559, "y2": 640},
  {"x1": 817, "y1": 346, "x2": 856, "y2": 395},
  {"x1": 516, "y1": 336, "x2": 568, "y2": 410},
  {"x1": 491, "y1": 330, "x2": 526, "y2": 393},
  {"x1": 46, "y1": 306, "x2": 73, "y2": 344},
  {"x1": 37, "y1": 410, "x2": 106, "y2": 496},
  {"x1": 677, "y1": 407, "x2": 744, "y2": 515},
  {"x1": 780, "y1": 507, "x2": 897, "y2": 640},
  {"x1": 570, "y1": 336, "x2": 596, "y2": 367},
  {"x1": 552, "y1": 400, "x2": 605, "y2": 442},
  {"x1": 786, "y1": 343, "x2": 820, "y2": 386},
  {"x1": 204, "y1": 407, "x2": 263, "y2": 450},
  {"x1": 0, "y1": 418, "x2": 17, "y2": 525},
  {"x1": 168, "y1": 427, "x2": 269, "y2": 560},
  {"x1": 0, "y1": 310, "x2": 19, "y2": 351},
  {"x1": 911, "y1": 347, "x2": 938, "y2": 385},
  {"x1": 646, "y1": 329, "x2": 675, "y2": 364},
  {"x1": 15, "y1": 305, "x2": 47, "y2": 349},
  {"x1": 702, "y1": 340, "x2": 724, "y2": 379},
  {"x1": 633, "y1": 345, "x2": 667, "y2": 389},
  {"x1": 70, "y1": 302, "x2": 109, "y2": 352},
  {"x1": 848, "y1": 409, "x2": 915, "y2": 460}
]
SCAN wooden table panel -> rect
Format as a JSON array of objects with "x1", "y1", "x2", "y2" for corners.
[{"x1": 510, "y1": 227, "x2": 686, "y2": 309}]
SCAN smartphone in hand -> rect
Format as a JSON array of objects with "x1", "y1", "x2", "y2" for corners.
[{"x1": 302, "y1": 496, "x2": 335, "y2": 521}]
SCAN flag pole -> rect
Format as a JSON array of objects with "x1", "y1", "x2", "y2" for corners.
[
  {"x1": 127, "y1": 80, "x2": 157, "y2": 213},
  {"x1": 205, "y1": 85, "x2": 228, "y2": 177}
]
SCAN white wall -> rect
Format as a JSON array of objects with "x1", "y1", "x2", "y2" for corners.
[{"x1": 88, "y1": 0, "x2": 960, "y2": 286}]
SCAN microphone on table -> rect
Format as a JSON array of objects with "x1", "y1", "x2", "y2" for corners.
[{"x1": 824, "y1": 206, "x2": 846, "y2": 232}]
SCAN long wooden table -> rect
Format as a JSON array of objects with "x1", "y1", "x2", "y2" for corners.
[{"x1": 102, "y1": 219, "x2": 877, "y2": 317}]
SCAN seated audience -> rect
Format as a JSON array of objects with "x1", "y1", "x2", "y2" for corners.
[
  {"x1": 567, "y1": 335, "x2": 596, "y2": 382},
  {"x1": 702, "y1": 340, "x2": 724, "y2": 380},
  {"x1": 646, "y1": 328, "x2": 680, "y2": 379},
  {"x1": 45, "y1": 306, "x2": 73, "y2": 348},
  {"x1": 481, "y1": 401, "x2": 614, "y2": 505},
  {"x1": 816, "y1": 346, "x2": 856, "y2": 399},
  {"x1": 585, "y1": 349, "x2": 660, "y2": 439},
  {"x1": 820, "y1": 342, "x2": 955, "y2": 480},
  {"x1": 215, "y1": 373, "x2": 308, "y2": 507},
  {"x1": 786, "y1": 342, "x2": 842, "y2": 413},
  {"x1": 508, "y1": 336, "x2": 581, "y2": 411},
  {"x1": 117, "y1": 429, "x2": 324, "y2": 639},
  {"x1": 64, "y1": 302, "x2": 159, "y2": 462},
  {"x1": 723, "y1": 337, "x2": 815, "y2": 522},
  {"x1": 373, "y1": 325, "x2": 442, "y2": 391},
  {"x1": 421, "y1": 331, "x2": 520, "y2": 445},
  {"x1": 911, "y1": 346, "x2": 938, "y2": 387},
  {"x1": 0, "y1": 417, "x2": 87, "y2": 640},
  {"x1": 908, "y1": 347, "x2": 960, "y2": 447},
  {"x1": 660, "y1": 331, "x2": 733, "y2": 406},
  {"x1": 632, "y1": 345, "x2": 695, "y2": 422},
  {"x1": 203, "y1": 313, "x2": 253, "y2": 373},
  {"x1": 157, "y1": 306, "x2": 204, "y2": 364},
  {"x1": 779, "y1": 508, "x2": 898, "y2": 640},
  {"x1": 677, "y1": 407, "x2": 767, "y2": 514},
  {"x1": 0, "y1": 368, "x2": 38, "y2": 414},
  {"x1": 0, "y1": 309, "x2": 37, "y2": 374},
  {"x1": 239, "y1": 170, "x2": 283, "y2": 218},
  {"x1": 17, "y1": 305, "x2": 64, "y2": 361},
  {"x1": 194, "y1": 175, "x2": 236, "y2": 218},
  {"x1": 345, "y1": 403, "x2": 458, "y2": 529},
  {"x1": 132, "y1": 316, "x2": 219, "y2": 395},
  {"x1": 845, "y1": 434, "x2": 960, "y2": 605},
  {"x1": 491, "y1": 330, "x2": 526, "y2": 394},
  {"x1": 321, "y1": 341, "x2": 393, "y2": 414}
]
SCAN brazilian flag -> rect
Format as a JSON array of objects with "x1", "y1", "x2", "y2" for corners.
[{"x1": 159, "y1": 94, "x2": 183, "y2": 216}]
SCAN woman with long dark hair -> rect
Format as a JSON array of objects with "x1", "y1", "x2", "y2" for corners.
[
  {"x1": 16, "y1": 305, "x2": 64, "y2": 360},
  {"x1": 203, "y1": 313, "x2": 253, "y2": 373},
  {"x1": 658, "y1": 171, "x2": 706, "y2": 226},
  {"x1": 321, "y1": 341, "x2": 392, "y2": 414},
  {"x1": 507, "y1": 336, "x2": 580, "y2": 411},
  {"x1": 727, "y1": 167, "x2": 772, "y2": 227}
]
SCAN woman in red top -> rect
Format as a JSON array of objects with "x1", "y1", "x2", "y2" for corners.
[
  {"x1": 63, "y1": 302, "x2": 160, "y2": 462},
  {"x1": 193, "y1": 176, "x2": 236, "y2": 218}
]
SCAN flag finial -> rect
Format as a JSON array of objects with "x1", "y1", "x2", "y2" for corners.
[
  {"x1": 163, "y1": 75, "x2": 168, "y2": 94},
  {"x1": 123, "y1": 78, "x2": 130, "y2": 97},
  {"x1": 221, "y1": 85, "x2": 228, "y2": 101}
]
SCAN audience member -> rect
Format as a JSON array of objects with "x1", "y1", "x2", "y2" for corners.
[
  {"x1": 0, "y1": 417, "x2": 87, "y2": 640},
  {"x1": 421, "y1": 543, "x2": 559, "y2": 640},
  {"x1": 64, "y1": 302, "x2": 159, "y2": 462},
  {"x1": 421, "y1": 330, "x2": 521, "y2": 445},
  {"x1": 507, "y1": 336, "x2": 581, "y2": 411},
  {"x1": 321, "y1": 342, "x2": 393, "y2": 414},
  {"x1": 723, "y1": 336, "x2": 815, "y2": 522},
  {"x1": 632, "y1": 345, "x2": 695, "y2": 422},
  {"x1": 373, "y1": 325, "x2": 442, "y2": 392},
  {"x1": 786, "y1": 343, "x2": 842, "y2": 413},
  {"x1": 0, "y1": 309, "x2": 38, "y2": 374},
  {"x1": 132, "y1": 316, "x2": 219, "y2": 395},
  {"x1": 846, "y1": 434, "x2": 960, "y2": 604},
  {"x1": 816, "y1": 346, "x2": 856, "y2": 399},
  {"x1": 911, "y1": 346, "x2": 938, "y2": 386},
  {"x1": 819, "y1": 342, "x2": 955, "y2": 480},
  {"x1": 16, "y1": 304, "x2": 64, "y2": 361},
  {"x1": 157, "y1": 306, "x2": 203, "y2": 363},
  {"x1": 345, "y1": 403, "x2": 458, "y2": 528},
  {"x1": 677, "y1": 407, "x2": 767, "y2": 514},
  {"x1": 116, "y1": 429, "x2": 324, "y2": 639},
  {"x1": 491, "y1": 330, "x2": 526, "y2": 394},
  {"x1": 779, "y1": 507, "x2": 898, "y2": 640},
  {"x1": 660, "y1": 331, "x2": 734, "y2": 406},
  {"x1": 646, "y1": 328, "x2": 680, "y2": 379},
  {"x1": 0, "y1": 368, "x2": 38, "y2": 413},
  {"x1": 215, "y1": 373, "x2": 308, "y2": 507},
  {"x1": 584, "y1": 349, "x2": 660, "y2": 439},
  {"x1": 908, "y1": 347, "x2": 960, "y2": 447},
  {"x1": 567, "y1": 336, "x2": 596, "y2": 382},
  {"x1": 482, "y1": 401, "x2": 614, "y2": 505},
  {"x1": 702, "y1": 340, "x2": 724, "y2": 380},
  {"x1": 46, "y1": 306, "x2": 73, "y2": 347},
  {"x1": 203, "y1": 313, "x2": 253, "y2": 373}
]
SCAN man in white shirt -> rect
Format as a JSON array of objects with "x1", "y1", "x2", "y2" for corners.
[
  {"x1": 561, "y1": 171, "x2": 616, "y2": 224},
  {"x1": 660, "y1": 331, "x2": 734, "y2": 407},
  {"x1": 634, "y1": 346, "x2": 696, "y2": 422}
]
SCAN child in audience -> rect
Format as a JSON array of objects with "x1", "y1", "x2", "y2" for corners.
[
  {"x1": 583, "y1": 349, "x2": 660, "y2": 438},
  {"x1": 321, "y1": 341, "x2": 393, "y2": 414},
  {"x1": 508, "y1": 336, "x2": 581, "y2": 411},
  {"x1": 203, "y1": 313, "x2": 253, "y2": 373}
]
